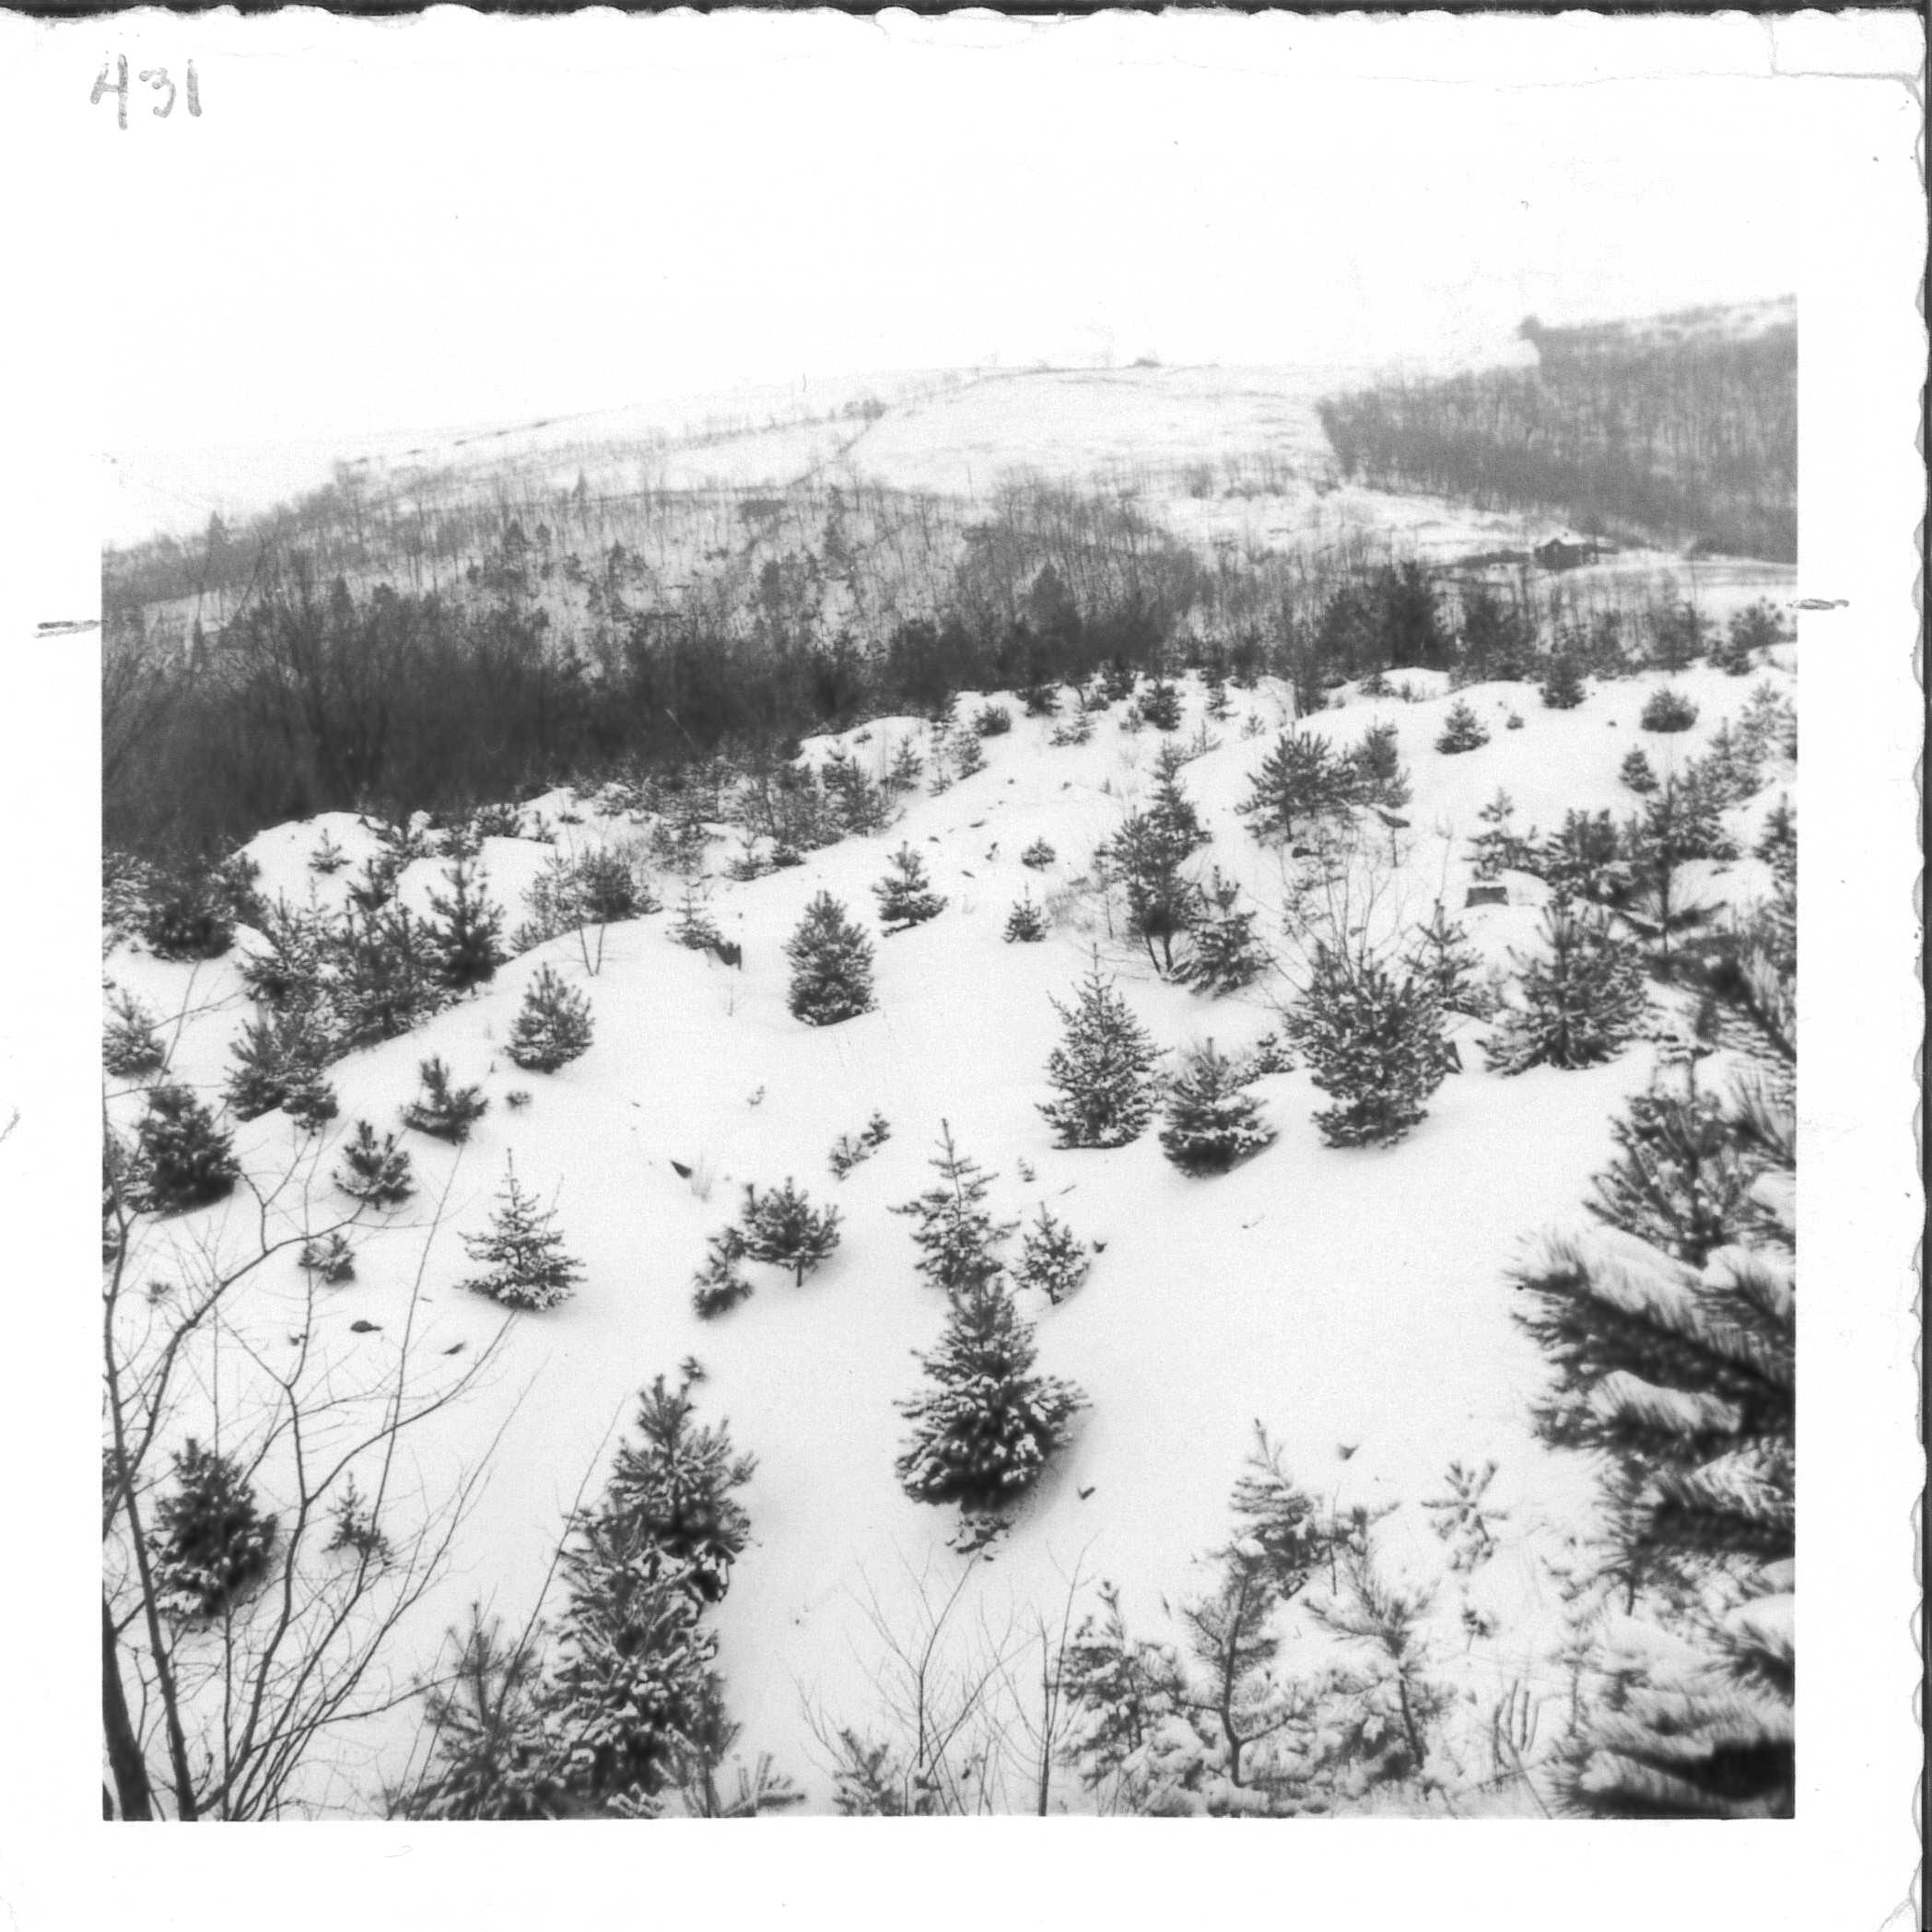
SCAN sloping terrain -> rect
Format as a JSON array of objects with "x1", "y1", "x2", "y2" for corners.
[{"x1": 105, "y1": 650, "x2": 1796, "y2": 1812}]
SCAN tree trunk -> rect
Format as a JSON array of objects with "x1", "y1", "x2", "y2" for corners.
[{"x1": 102, "y1": 1595, "x2": 155, "y2": 1821}]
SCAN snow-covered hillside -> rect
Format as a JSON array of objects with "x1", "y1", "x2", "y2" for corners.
[{"x1": 104, "y1": 650, "x2": 1797, "y2": 1813}]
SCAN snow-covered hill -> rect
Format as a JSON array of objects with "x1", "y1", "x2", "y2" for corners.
[{"x1": 104, "y1": 650, "x2": 1797, "y2": 1812}]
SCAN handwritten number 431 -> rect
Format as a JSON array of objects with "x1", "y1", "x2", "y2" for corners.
[{"x1": 92, "y1": 56, "x2": 201, "y2": 129}]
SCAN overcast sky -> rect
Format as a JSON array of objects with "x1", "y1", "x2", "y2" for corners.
[{"x1": 65, "y1": 12, "x2": 1840, "y2": 540}]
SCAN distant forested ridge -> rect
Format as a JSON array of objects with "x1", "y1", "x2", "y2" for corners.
[{"x1": 1319, "y1": 305, "x2": 1796, "y2": 561}]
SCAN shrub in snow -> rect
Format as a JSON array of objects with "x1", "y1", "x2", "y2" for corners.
[
  {"x1": 1484, "y1": 901, "x2": 1647, "y2": 1074},
  {"x1": 299, "y1": 1231, "x2": 356, "y2": 1284},
  {"x1": 1646, "y1": 601, "x2": 1712, "y2": 673},
  {"x1": 225, "y1": 1009, "x2": 337, "y2": 1129},
  {"x1": 152, "y1": 1439, "x2": 277, "y2": 1621},
  {"x1": 402, "y1": 1057, "x2": 489, "y2": 1142},
  {"x1": 1505, "y1": 711, "x2": 1524, "y2": 731},
  {"x1": 1134, "y1": 676, "x2": 1183, "y2": 732},
  {"x1": 427, "y1": 855, "x2": 507, "y2": 991},
  {"x1": 784, "y1": 892, "x2": 875, "y2": 1025},
  {"x1": 892, "y1": 1123, "x2": 1015, "y2": 1297},
  {"x1": 461, "y1": 1157, "x2": 583, "y2": 1311},
  {"x1": 973, "y1": 704, "x2": 1013, "y2": 738},
  {"x1": 1175, "y1": 870, "x2": 1269, "y2": 994},
  {"x1": 739, "y1": 1178, "x2": 841, "y2": 1286},
  {"x1": 103, "y1": 987, "x2": 165, "y2": 1079},
  {"x1": 506, "y1": 965, "x2": 594, "y2": 1072},
  {"x1": 1620, "y1": 745, "x2": 1659, "y2": 794},
  {"x1": 953, "y1": 733, "x2": 989, "y2": 780},
  {"x1": 1159, "y1": 1041, "x2": 1276, "y2": 1174},
  {"x1": 238, "y1": 897, "x2": 330, "y2": 1013},
  {"x1": 872, "y1": 844, "x2": 947, "y2": 934},
  {"x1": 1715, "y1": 600, "x2": 1789, "y2": 675},
  {"x1": 895, "y1": 1281, "x2": 1086, "y2": 1519},
  {"x1": 137, "y1": 1084, "x2": 240, "y2": 1214},
  {"x1": 334, "y1": 1119, "x2": 416, "y2": 1207},
  {"x1": 1285, "y1": 947, "x2": 1452, "y2": 1148},
  {"x1": 1038, "y1": 964, "x2": 1160, "y2": 1150},
  {"x1": 691, "y1": 1229, "x2": 754, "y2": 1319},
  {"x1": 1639, "y1": 686, "x2": 1699, "y2": 734},
  {"x1": 1011, "y1": 1204, "x2": 1091, "y2": 1305},
  {"x1": 828, "y1": 1111, "x2": 891, "y2": 1180},
  {"x1": 1237, "y1": 729, "x2": 1351, "y2": 844},
  {"x1": 1048, "y1": 712, "x2": 1095, "y2": 748},
  {"x1": 309, "y1": 829, "x2": 348, "y2": 874},
  {"x1": 326, "y1": 1476, "x2": 391, "y2": 1564},
  {"x1": 1434, "y1": 698, "x2": 1491, "y2": 755},
  {"x1": 140, "y1": 864, "x2": 235, "y2": 961},
  {"x1": 1003, "y1": 894, "x2": 1047, "y2": 943},
  {"x1": 1020, "y1": 837, "x2": 1057, "y2": 871},
  {"x1": 1539, "y1": 653, "x2": 1587, "y2": 709}
]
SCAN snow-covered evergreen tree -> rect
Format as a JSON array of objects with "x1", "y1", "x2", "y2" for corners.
[
  {"x1": 1434, "y1": 698, "x2": 1491, "y2": 754},
  {"x1": 1342, "y1": 719, "x2": 1412, "y2": 809},
  {"x1": 1484, "y1": 902, "x2": 1647, "y2": 1074},
  {"x1": 543, "y1": 1373, "x2": 757, "y2": 1810},
  {"x1": 671, "y1": 879, "x2": 724, "y2": 952},
  {"x1": 402, "y1": 1056, "x2": 490, "y2": 1142},
  {"x1": 1620, "y1": 745, "x2": 1659, "y2": 794},
  {"x1": 151, "y1": 1438, "x2": 278, "y2": 1620},
  {"x1": 1147, "y1": 745, "x2": 1210, "y2": 855},
  {"x1": 1286, "y1": 947, "x2": 1451, "y2": 1147},
  {"x1": 1537, "y1": 809, "x2": 1628, "y2": 905},
  {"x1": 1011, "y1": 1204, "x2": 1091, "y2": 1305},
  {"x1": 1109, "y1": 806, "x2": 1200, "y2": 976},
  {"x1": 1588, "y1": 1052, "x2": 1763, "y2": 1266},
  {"x1": 1002, "y1": 893, "x2": 1047, "y2": 943},
  {"x1": 690, "y1": 1228, "x2": 754, "y2": 1319},
  {"x1": 1399, "y1": 901, "x2": 1487, "y2": 1017},
  {"x1": 506, "y1": 965, "x2": 594, "y2": 1072},
  {"x1": 136, "y1": 1083, "x2": 240, "y2": 1213},
  {"x1": 224, "y1": 1008, "x2": 337, "y2": 1128},
  {"x1": 600, "y1": 1376, "x2": 758, "y2": 1605},
  {"x1": 738, "y1": 1178, "x2": 841, "y2": 1285},
  {"x1": 1237, "y1": 729, "x2": 1350, "y2": 843},
  {"x1": 1638, "y1": 686, "x2": 1699, "y2": 733},
  {"x1": 427, "y1": 855, "x2": 507, "y2": 991},
  {"x1": 334, "y1": 902, "x2": 446, "y2": 1046},
  {"x1": 1158, "y1": 1041, "x2": 1276, "y2": 1174},
  {"x1": 894, "y1": 1282, "x2": 1086, "y2": 1517},
  {"x1": 1135, "y1": 675, "x2": 1183, "y2": 731},
  {"x1": 1038, "y1": 964, "x2": 1160, "y2": 1149},
  {"x1": 872, "y1": 845, "x2": 948, "y2": 934},
  {"x1": 1512, "y1": 917, "x2": 1795, "y2": 1818},
  {"x1": 461, "y1": 1158, "x2": 583, "y2": 1310},
  {"x1": 784, "y1": 892, "x2": 875, "y2": 1025},
  {"x1": 1176, "y1": 869, "x2": 1268, "y2": 995},
  {"x1": 891, "y1": 1122, "x2": 1016, "y2": 1296},
  {"x1": 1540, "y1": 651, "x2": 1587, "y2": 709},
  {"x1": 403, "y1": 1610, "x2": 566, "y2": 1820},
  {"x1": 1466, "y1": 789, "x2": 1530, "y2": 881},
  {"x1": 103, "y1": 986, "x2": 165, "y2": 1079},
  {"x1": 334, "y1": 1119, "x2": 416, "y2": 1207}
]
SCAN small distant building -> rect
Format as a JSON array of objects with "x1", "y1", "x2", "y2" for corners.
[{"x1": 1533, "y1": 531, "x2": 1614, "y2": 572}]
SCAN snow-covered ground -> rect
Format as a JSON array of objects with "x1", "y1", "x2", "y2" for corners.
[{"x1": 105, "y1": 653, "x2": 1796, "y2": 1811}]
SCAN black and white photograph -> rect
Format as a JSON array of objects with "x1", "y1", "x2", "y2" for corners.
[{"x1": 0, "y1": 8, "x2": 1922, "y2": 1927}]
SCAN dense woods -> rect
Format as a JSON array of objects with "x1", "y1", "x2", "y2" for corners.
[{"x1": 1319, "y1": 309, "x2": 1796, "y2": 561}]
